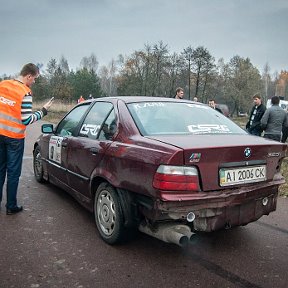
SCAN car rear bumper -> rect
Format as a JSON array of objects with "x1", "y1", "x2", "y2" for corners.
[
  {"x1": 141, "y1": 178, "x2": 284, "y2": 232},
  {"x1": 191, "y1": 192, "x2": 277, "y2": 231}
]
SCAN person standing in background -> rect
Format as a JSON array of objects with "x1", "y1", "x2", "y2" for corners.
[
  {"x1": 208, "y1": 99, "x2": 223, "y2": 114},
  {"x1": 246, "y1": 94, "x2": 266, "y2": 136},
  {"x1": 261, "y1": 96, "x2": 288, "y2": 141},
  {"x1": 78, "y1": 95, "x2": 85, "y2": 103},
  {"x1": 174, "y1": 87, "x2": 184, "y2": 99},
  {"x1": 0, "y1": 63, "x2": 54, "y2": 215}
]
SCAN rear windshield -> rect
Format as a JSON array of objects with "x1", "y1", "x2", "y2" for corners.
[{"x1": 127, "y1": 102, "x2": 246, "y2": 136}]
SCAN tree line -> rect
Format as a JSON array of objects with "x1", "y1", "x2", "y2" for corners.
[{"x1": 1, "y1": 41, "x2": 287, "y2": 116}]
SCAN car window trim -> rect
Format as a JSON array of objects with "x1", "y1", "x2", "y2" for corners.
[{"x1": 55, "y1": 103, "x2": 91, "y2": 137}]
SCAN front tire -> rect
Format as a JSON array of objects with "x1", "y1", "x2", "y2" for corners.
[
  {"x1": 94, "y1": 183, "x2": 126, "y2": 244},
  {"x1": 33, "y1": 146, "x2": 46, "y2": 183}
]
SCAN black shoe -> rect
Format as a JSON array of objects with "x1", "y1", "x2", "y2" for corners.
[{"x1": 6, "y1": 206, "x2": 23, "y2": 215}]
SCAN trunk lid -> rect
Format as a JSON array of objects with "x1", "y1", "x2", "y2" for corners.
[{"x1": 147, "y1": 134, "x2": 286, "y2": 191}]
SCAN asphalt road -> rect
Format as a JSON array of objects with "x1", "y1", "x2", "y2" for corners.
[{"x1": 0, "y1": 121, "x2": 288, "y2": 288}]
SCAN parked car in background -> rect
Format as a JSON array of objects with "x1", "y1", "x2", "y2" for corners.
[
  {"x1": 266, "y1": 98, "x2": 288, "y2": 110},
  {"x1": 238, "y1": 111, "x2": 248, "y2": 117},
  {"x1": 33, "y1": 97, "x2": 286, "y2": 246}
]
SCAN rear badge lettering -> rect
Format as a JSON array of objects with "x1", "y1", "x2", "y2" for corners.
[
  {"x1": 268, "y1": 152, "x2": 280, "y2": 157},
  {"x1": 189, "y1": 153, "x2": 201, "y2": 163}
]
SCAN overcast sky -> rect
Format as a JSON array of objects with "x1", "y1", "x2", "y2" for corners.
[{"x1": 1, "y1": 0, "x2": 287, "y2": 76}]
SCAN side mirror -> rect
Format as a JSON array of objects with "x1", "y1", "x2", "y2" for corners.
[{"x1": 41, "y1": 124, "x2": 54, "y2": 134}]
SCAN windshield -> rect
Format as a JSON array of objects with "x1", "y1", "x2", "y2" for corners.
[{"x1": 127, "y1": 101, "x2": 246, "y2": 136}]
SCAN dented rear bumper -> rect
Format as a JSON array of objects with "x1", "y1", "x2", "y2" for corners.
[{"x1": 141, "y1": 176, "x2": 284, "y2": 232}]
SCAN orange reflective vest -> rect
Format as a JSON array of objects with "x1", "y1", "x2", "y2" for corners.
[{"x1": 0, "y1": 80, "x2": 30, "y2": 139}]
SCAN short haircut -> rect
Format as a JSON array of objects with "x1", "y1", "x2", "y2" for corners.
[
  {"x1": 208, "y1": 99, "x2": 215, "y2": 103},
  {"x1": 175, "y1": 87, "x2": 184, "y2": 94},
  {"x1": 20, "y1": 63, "x2": 39, "y2": 77},
  {"x1": 271, "y1": 96, "x2": 280, "y2": 105},
  {"x1": 252, "y1": 93, "x2": 261, "y2": 100}
]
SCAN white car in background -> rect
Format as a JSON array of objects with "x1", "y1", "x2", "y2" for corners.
[{"x1": 266, "y1": 99, "x2": 288, "y2": 110}]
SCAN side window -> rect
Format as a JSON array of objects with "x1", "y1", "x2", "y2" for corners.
[
  {"x1": 79, "y1": 102, "x2": 113, "y2": 139},
  {"x1": 56, "y1": 104, "x2": 90, "y2": 136},
  {"x1": 99, "y1": 109, "x2": 117, "y2": 140}
]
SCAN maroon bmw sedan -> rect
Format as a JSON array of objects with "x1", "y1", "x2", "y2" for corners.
[{"x1": 33, "y1": 97, "x2": 286, "y2": 246}]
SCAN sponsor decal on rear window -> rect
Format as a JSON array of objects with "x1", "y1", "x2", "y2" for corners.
[
  {"x1": 185, "y1": 103, "x2": 209, "y2": 109},
  {"x1": 133, "y1": 102, "x2": 166, "y2": 109},
  {"x1": 187, "y1": 124, "x2": 231, "y2": 134}
]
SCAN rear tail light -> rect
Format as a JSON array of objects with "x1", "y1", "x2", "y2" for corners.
[{"x1": 153, "y1": 165, "x2": 199, "y2": 191}]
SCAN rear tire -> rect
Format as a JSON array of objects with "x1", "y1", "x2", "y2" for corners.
[
  {"x1": 33, "y1": 146, "x2": 46, "y2": 183},
  {"x1": 94, "y1": 183, "x2": 126, "y2": 244}
]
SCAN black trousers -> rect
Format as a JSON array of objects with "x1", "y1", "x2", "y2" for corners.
[{"x1": 281, "y1": 127, "x2": 288, "y2": 143}]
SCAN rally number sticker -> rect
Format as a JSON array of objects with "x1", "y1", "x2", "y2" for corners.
[{"x1": 49, "y1": 136, "x2": 63, "y2": 164}]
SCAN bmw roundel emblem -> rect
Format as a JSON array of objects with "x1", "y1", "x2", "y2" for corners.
[{"x1": 244, "y1": 147, "x2": 251, "y2": 158}]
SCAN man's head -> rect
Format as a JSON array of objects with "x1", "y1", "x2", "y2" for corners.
[
  {"x1": 208, "y1": 99, "x2": 216, "y2": 109},
  {"x1": 252, "y1": 93, "x2": 262, "y2": 106},
  {"x1": 271, "y1": 96, "x2": 280, "y2": 106},
  {"x1": 19, "y1": 63, "x2": 39, "y2": 87},
  {"x1": 175, "y1": 87, "x2": 184, "y2": 99}
]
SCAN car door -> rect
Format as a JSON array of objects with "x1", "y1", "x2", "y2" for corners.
[
  {"x1": 47, "y1": 103, "x2": 90, "y2": 189},
  {"x1": 65, "y1": 101, "x2": 117, "y2": 199}
]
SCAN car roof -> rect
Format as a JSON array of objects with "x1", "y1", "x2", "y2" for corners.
[{"x1": 89, "y1": 96, "x2": 204, "y2": 105}]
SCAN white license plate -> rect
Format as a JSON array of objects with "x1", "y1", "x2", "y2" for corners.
[{"x1": 219, "y1": 165, "x2": 266, "y2": 186}]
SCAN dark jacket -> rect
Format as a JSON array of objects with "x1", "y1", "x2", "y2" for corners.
[
  {"x1": 246, "y1": 103, "x2": 266, "y2": 135},
  {"x1": 215, "y1": 107, "x2": 223, "y2": 114},
  {"x1": 261, "y1": 105, "x2": 288, "y2": 135}
]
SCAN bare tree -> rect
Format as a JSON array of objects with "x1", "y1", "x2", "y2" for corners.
[
  {"x1": 262, "y1": 62, "x2": 271, "y2": 104},
  {"x1": 59, "y1": 56, "x2": 70, "y2": 74},
  {"x1": 143, "y1": 44, "x2": 152, "y2": 96},
  {"x1": 182, "y1": 46, "x2": 193, "y2": 99},
  {"x1": 80, "y1": 53, "x2": 99, "y2": 72},
  {"x1": 191, "y1": 46, "x2": 215, "y2": 100},
  {"x1": 165, "y1": 52, "x2": 183, "y2": 97},
  {"x1": 222, "y1": 56, "x2": 262, "y2": 116},
  {"x1": 151, "y1": 41, "x2": 169, "y2": 96}
]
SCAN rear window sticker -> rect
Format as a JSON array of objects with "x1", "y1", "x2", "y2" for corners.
[
  {"x1": 187, "y1": 124, "x2": 231, "y2": 134},
  {"x1": 133, "y1": 102, "x2": 166, "y2": 110}
]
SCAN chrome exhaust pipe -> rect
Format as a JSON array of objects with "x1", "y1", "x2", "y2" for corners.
[
  {"x1": 186, "y1": 212, "x2": 196, "y2": 223},
  {"x1": 139, "y1": 223, "x2": 195, "y2": 246}
]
